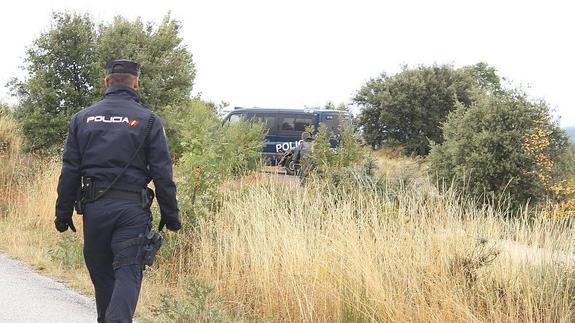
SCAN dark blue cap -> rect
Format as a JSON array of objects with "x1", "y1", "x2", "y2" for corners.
[{"x1": 106, "y1": 59, "x2": 140, "y2": 76}]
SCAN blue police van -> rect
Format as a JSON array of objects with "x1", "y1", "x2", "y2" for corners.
[{"x1": 223, "y1": 107, "x2": 351, "y2": 165}]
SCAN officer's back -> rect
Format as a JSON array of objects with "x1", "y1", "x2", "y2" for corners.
[{"x1": 55, "y1": 59, "x2": 180, "y2": 323}]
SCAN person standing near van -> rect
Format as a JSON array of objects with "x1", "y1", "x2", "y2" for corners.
[
  {"x1": 293, "y1": 131, "x2": 313, "y2": 163},
  {"x1": 293, "y1": 131, "x2": 314, "y2": 179}
]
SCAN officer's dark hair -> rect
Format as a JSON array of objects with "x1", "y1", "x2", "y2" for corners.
[{"x1": 105, "y1": 73, "x2": 138, "y2": 87}]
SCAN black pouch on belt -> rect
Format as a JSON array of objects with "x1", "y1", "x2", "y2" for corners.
[
  {"x1": 74, "y1": 177, "x2": 96, "y2": 215},
  {"x1": 140, "y1": 187, "x2": 155, "y2": 209}
]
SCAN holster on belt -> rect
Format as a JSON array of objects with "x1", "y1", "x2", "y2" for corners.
[{"x1": 112, "y1": 231, "x2": 163, "y2": 270}]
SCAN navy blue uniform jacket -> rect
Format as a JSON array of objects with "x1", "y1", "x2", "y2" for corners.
[{"x1": 55, "y1": 85, "x2": 179, "y2": 226}]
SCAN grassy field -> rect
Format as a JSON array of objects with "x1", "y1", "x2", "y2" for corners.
[{"x1": 1, "y1": 150, "x2": 574, "y2": 322}]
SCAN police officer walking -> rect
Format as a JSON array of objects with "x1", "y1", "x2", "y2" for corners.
[{"x1": 54, "y1": 59, "x2": 181, "y2": 323}]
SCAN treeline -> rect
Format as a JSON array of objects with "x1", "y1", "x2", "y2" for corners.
[
  {"x1": 353, "y1": 64, "x2": 571, "y2": 209},
  {"x1": 2, "y1": 11, "x2": 573, "y2": 212}
]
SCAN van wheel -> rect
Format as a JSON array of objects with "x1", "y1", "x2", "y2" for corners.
[{"x1": 285, "y1": 156, "x2": 298, "y2": 176}]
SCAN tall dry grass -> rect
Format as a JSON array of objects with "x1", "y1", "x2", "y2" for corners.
[
  {"x1": 1, "y1": 146, "x2": 574, "y2": 322},
  {"x1": 155, "y1": 174, "x2": 574, "y2": 322},
  {"x1": 0, "y1": 159, "x2": 93, "y2": 294},
  {"x1": 0, "y1": 113, "x2": 26, "y2": 208},
  {"x1": 0, "y1": 113, "x2": 92, "y2": 293}
]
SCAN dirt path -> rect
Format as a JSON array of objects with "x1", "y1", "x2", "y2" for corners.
[{"x1": 0, "y1": 252, "x2": 96, "y2": 322}]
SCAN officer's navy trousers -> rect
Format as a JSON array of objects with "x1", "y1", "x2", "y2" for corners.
[{"x1": 83, "y1": 199, "x2": 150, "y2": 323}]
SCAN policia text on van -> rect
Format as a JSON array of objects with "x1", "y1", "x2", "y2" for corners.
[{"x1": 223, "y1": 107, "x2": 351, "y2": 163}]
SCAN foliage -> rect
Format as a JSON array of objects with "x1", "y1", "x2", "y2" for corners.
[
  {"x1": 429, "y1": 90, "x2": 569, "y2": 209},
  {"x1": 0, "y1": 101, "x2": 11, "y2": 116},
  {"x1": 9, "y1": 12, "x2": 99, "y2": 153},
  {"x1": 9, "y1": 12, "x2": 195, "y2": 153},
  {"x1": 551, "y1": 144, "x2": 575, "y2": 217},
  {"x1": 95, "y1": 14, "x2": 195, "y2": 110},
  {"x1": 458, "y1": 62, "x2": 503, "y2": 95},
  {"x1": 324, "y1": 101, "x2": 349, "y2": 112},
  {"x1": 162, "y1": 100, "x2": 265, "y2": 220},
  {"x1": 151, "y1": 279, "x2": 230, "y2": 323},
  {"x1": 47, "y1": 232, "x2": 84, "y2": 270},
  {"x1": 305, "y1": 123, "x2": 366, "y2": 180},
  {"x1": 354, "y1": 63, "x2": 501, "y2": 155}
]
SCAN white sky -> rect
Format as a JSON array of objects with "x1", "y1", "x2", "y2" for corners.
[{"x1": 1, "y1": 0, "x2": 574, "y2": 125}]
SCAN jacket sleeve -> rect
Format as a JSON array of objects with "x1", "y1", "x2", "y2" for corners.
[
  {"x1": 55, "y1": 115, "x2": 82, "y2": 219},
  {"x1": 146, "y1": 115, "x2": 180, "y2": 226}
]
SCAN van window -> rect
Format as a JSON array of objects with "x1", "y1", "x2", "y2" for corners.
[
  {"x1": 228, "y1": 113, "x2": 243, "y2": 123},
  {"x1": 278, "y1": 114, "x2": 314, "y2": 133},
  {"x1": 248, "y1": 113, "x2": 277, "y2": 133}
]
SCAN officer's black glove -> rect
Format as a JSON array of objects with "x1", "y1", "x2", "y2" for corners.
[
  {"x1": 159, "y1": 218, "x2": 181, "y2": 232},
  {"x1": 54, "y1": 217, "x2": 76, "y2": 233}
]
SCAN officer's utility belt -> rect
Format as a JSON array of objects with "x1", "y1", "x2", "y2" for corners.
[
  {"x1": 75, "y1": 177, "x2": 154, "y2": 214},
  {"x1": 94, "y1": 188, "x2": 141, "y2": 202}
]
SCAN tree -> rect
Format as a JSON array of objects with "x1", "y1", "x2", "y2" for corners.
[
  {"x1": 9, "y1": 12, "x2": 195, "y2": 152},
  {"x1": 354, "y1": 63, "x2": 500, "y2": 155},
  {"x1": 429, "y1": 91, "x2": 568, "y2": 209},
  {"x1": 96, "y1": 15, "x2": 195, "y2": 110},
  {"x1": 324, "y1": 101, "x2": 349, "y2": 112},
  {"x1": 9, "y1": 12, "x2": 99, "y2": 152}
]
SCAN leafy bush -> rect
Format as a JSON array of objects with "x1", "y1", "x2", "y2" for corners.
[
  {"x1": 429, "y1": 91, "x2": 568, "y2": 209},
  {"x1": 354, "y1": 63, "x2": 501, "y2": 155},
  {"x1": 162, "y1": 100, "x2": 266, "y2": 221},
  {"x1": 151, "y1": 279, "x2": 231, "y2": 323},
  {"x1": 308, "y1": 123, "x2": 365, "y2": 175},
  {"x1": 551, "y1": 144, "x2": 575, "y2": 217},
  {"x1": 47, "y1": 233, "x2": 84, "y2": 270}
]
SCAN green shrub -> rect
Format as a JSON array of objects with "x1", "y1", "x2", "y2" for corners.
[
  {"x1": 308, "y1": 123, "x2": 365, "y2": 175},
  {"x1": 555, "y1": 143, "x2": 575, "y2": 181},
  {"x1": 429, "y1": 91, "x2": 568, "y2": 210},
  {"x1": 162, "y1": 100, "x2": 266, "y2": 222},
  {"x1": 47, "y1": 233, "x2": 84, "y2": 270},
  {"x1": 151, "y1": 279, "x2": 231, "y2": 322}
]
